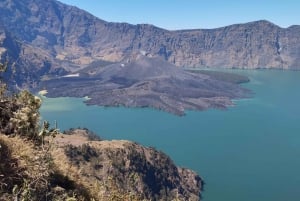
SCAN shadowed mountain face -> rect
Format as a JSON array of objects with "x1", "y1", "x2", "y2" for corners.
[
  {"x1": 1, "y1": 0, "x2": 300, "y2": 82},
  {"x1": 40, "y1": 56, "x2": 250, "y2": 115}
]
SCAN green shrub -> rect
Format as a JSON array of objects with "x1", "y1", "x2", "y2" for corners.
[{"x1": 10, "y1": 90, "x2": 41, "y2": 140}]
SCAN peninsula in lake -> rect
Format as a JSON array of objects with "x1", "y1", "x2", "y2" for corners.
[
  {"x1": 0, "y1": 0, "x2": 298, "y2": 114},
  {"x1": 4, "y1": 0, "x2": 294, "y2": 114},
  {"x1": 40, "y1": 55, "x2": 250, "y2": 115},
  {"x1": 1, "y1": 0, "x2": 300, "y2": 200}
]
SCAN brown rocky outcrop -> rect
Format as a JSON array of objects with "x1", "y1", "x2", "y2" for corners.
[
  {"x1": 52, "y1": 129, "x2": 204, "y2": 200},
  {"x1": 0, "y1": 128, "x2": 203, "y2": 201}
]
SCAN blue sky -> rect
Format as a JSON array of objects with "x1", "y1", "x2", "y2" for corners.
[{"x1": 58, "y1": 0, "x2": 300, "y2": 30}]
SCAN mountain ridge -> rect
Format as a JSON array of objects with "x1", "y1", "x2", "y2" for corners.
[{"x1": 1, "y1": 0, "x2": 300, "y2": 86}]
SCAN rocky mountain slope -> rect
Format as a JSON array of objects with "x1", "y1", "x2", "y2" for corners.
[
  {"x1": 53, "y1": 129, "x2": 203, "y2": 200},
  {"x1": 0, "y1": 129, "x2": 203, "y2": 200},
  {"x1": 0, "y1": 0, "x2": 300, "y2": 87},
  {"x1": 0, "y1": 22, "x2": 66, "y2": 87}
]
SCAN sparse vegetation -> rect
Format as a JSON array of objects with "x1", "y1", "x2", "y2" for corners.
[
  {"x1": 0, "y1": 62, "x2": 92, "y2": 200},
  {"x1": 58, "y1": 139, "x2": 202, "y2": 201},
  {"x1": 0, "y1": 61, "x2": 202, "y2": 200},
  {"x1": 64, "y1": 127, "x2": 102, "y2": 141}
]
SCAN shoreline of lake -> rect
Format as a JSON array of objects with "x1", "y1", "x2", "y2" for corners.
[{"x1": 40, "y1": 69, "x2": 300, "y2": 201}]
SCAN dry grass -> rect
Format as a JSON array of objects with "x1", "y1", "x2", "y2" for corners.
[
  {"x1": 51, "y1": 135, "x2": 143, "y2": 201},
  {"x1": 0, "y1": 134, "x2": 92, "y2": 201},
  {"x1": 0, "y1": 136, "x2": 22, "y2": 200},
  {"x1": 0, "y1": 134, "x2": 41, "y2": 200},
  {"x1": 0, "y1": 128, "x2": 202, "y2": 200}
]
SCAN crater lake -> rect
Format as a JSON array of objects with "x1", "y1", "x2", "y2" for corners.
[{"x1": 40, "y1": 69, "x2": 300, "y2": 201}]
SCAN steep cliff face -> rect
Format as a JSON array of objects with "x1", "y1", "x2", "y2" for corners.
[
  {"x1": 170, "y1": 21, "x2": 288, "y2": 68},
  {"x1": 0, "y1": 129, "x2": 203, "y2": 201},
  {"x1": 52, "y1": 129, "x2": 203, "y2": 201},
  {"x1": 1, "y1": 0, "x2": 300, "y2": 75}
]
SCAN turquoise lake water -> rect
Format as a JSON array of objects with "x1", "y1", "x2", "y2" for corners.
[{"x1": 40, "y1": 70, "x2": 300, "y2": 201}]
